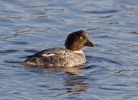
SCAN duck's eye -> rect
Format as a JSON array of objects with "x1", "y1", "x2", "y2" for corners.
[{"x1": 80, "y1": 36, "x2": 83, "y2": 40}]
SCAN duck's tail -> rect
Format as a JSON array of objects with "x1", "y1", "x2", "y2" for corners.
[{"x1": 4, "y1": 60, "x2": 23, "y2": 65}]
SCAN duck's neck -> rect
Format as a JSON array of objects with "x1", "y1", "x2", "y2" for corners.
[{"x1": 73, "y1": 50, "x2": 84, "y2": 54}]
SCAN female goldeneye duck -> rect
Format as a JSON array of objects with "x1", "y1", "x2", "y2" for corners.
[{"x1": 22, "y1": 30, "x2": 96, "y2": 67}]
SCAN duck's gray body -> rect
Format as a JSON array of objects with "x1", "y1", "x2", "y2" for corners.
[{"x1": 23, "y1": 48, "x2": 86, "y2": 67}]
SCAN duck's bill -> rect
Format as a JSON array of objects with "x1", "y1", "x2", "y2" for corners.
[{"x1": 84, "y1": 39, "x2": 96, "y2": 48}]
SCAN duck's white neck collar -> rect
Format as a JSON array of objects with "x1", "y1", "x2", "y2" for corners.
[{"x1": 73, "y1": 50, "x2": 84, "y2": 54}]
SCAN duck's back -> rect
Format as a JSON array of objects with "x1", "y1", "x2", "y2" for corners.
[{"x1": 23, "y1": 48, "x2": 86, "y2": 67}]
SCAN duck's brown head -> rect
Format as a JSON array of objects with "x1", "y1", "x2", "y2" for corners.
[{"x1": 65, "y1": 30, "x2": 96, "y2": 51}]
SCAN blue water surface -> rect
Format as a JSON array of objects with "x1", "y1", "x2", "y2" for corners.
[{"x1": 0, "y1": 0, "x2": 138, "y2": 100}]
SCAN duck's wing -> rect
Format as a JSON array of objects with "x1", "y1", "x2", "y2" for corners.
[{"x1": 27, "y1": 48, "x2": 64, "y2": 58}]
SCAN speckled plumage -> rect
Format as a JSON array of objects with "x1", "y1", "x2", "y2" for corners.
[{"x1": 23, "y1": 48, "x2": 86, "y2": 67}]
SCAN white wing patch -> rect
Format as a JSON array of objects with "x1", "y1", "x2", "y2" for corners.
[{"x1": 41, "y1": 54, "x2": 55, "y2": 57}]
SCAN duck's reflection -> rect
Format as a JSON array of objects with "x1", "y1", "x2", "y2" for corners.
[
  {"x1": 25, "y1": 65, "x2": 88, "y2": 97},
  {"x1": 26, "y1": 65, "x2": 83, "y2": 75},
  {"x1": 63, "y1": 75, "x2": 87, "y2": 92},
  {"x1": 50, "y1": 75, "x2": 88, "y2": 97}
]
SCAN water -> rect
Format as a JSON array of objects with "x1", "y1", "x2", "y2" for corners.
[{"x1": 0, "y1": 0, "x2": 138, "y2": 100}]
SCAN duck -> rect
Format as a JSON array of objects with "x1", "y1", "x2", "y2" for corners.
[{"x1": 21, "y1": 30, "x2": 96, "y2": 67}]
